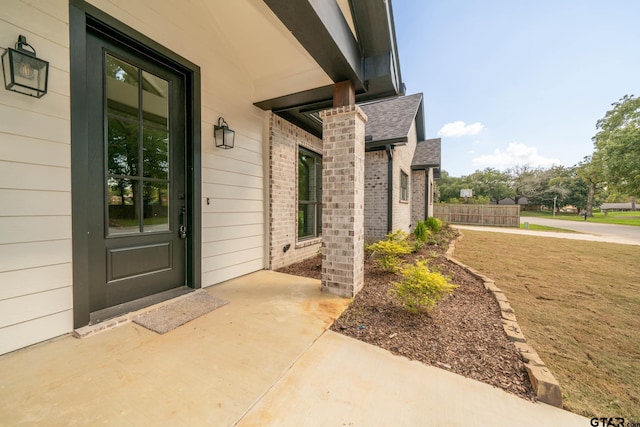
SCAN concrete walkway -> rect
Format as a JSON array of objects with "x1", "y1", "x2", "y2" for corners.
[
  {"x1": 455, "y1": 222, "x2": 640, "y2": 246},
  {"x1": 0, "y1": 271, "x2": 588, "y2": 426},
  {"x1": 521, "y1": 216, "x2": 640, "y2": 245}
]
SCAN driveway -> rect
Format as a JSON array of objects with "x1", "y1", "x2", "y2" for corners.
[{"x1": 521, "y1": 216, "x2": 640, "y2": 245}]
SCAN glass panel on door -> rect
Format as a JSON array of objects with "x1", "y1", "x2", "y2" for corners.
[{"x1": 105, "y1": 54, "x2": 171, "y2": 236}]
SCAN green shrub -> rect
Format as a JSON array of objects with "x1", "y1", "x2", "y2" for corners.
[
  {"x1": 366, "y1": 231, "x2": 413, "y2": 272},
  {"x1": 413, "y1": 220, "x2": 430, "y2": 242},
  {"x1": 425, "y1": 217, "x2": 442, "y2": 233},
  {"x1": 386, "y1": 229, "x2": 410, "y2": 242},
  {"x1": 389, "y1": 259, "x2": 457, "y2": 314},
  {"x1": 413, "y1": 239, "x2": 426, "y2": 253}
]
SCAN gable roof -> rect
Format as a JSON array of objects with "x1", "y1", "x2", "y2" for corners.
[
  {"x1": 412, "y1": 138, "x2": 441, "y2": 169},
  {"x1": 359, "y1": 93, "x2": 424, "y2": 149}
]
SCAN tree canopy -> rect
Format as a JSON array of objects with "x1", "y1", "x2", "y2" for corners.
[
  {"x1": 593, "y1": 94, "x2": 640, "y2": 195},
  {"x1": 465, "y1": 168, "x2": 513, "y2": 204}
]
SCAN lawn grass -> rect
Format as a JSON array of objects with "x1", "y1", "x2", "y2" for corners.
[
  {"x1": 453, "y1": 230, "x2": 640, "y2": 419},
  {"x1": 521, "y1": 210, "x2": 640, "y2": 226}
]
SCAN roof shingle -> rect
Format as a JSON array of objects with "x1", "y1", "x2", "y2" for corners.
[
  {"x1": 359, "y1": 93, "x2": 423, "y2": 142},
  {"x1": 412, "y1": 138, "x2": 441, "y2": 168}
]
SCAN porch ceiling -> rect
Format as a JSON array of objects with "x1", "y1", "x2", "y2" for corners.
[{"x1": 252, "y1": 0, "x2": 405, "y2": 137}]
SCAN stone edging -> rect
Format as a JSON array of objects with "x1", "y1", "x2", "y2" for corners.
[{"x1": 446, "y1": 233, "x2": 563, "y2": 408}]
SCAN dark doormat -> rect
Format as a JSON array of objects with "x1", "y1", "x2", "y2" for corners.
[{"x1": 133, "y1": 290, "x2": 229, "y2": 334}]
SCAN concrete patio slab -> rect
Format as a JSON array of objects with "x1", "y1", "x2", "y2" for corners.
[
  {"x1": 0, "y1": 270, "x2": 588, "y2": 426},
  {"x1": 0, "y1": 271, "x2": 348, "y2": 426}
]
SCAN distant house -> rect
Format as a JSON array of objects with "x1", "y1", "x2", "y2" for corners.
[
  {"x1": 492, "y1": 197, "x2": 540, "y2": 211},
  {"x1": 494, "y1": 197, "x2": 529, "y2": 205},
  {"x1": 600, "y1": 199, "x2": 638, "y2": 213}
]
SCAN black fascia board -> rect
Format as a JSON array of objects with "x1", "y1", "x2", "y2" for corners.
[
  {"x1": 365, "y1": 138, "x2": 407, "y2": 152},
  {"x1": 254, "y1": 84, "x2": 335, "y2": 112},
  {"x1": 255, "y1": 83, "x2": 401, "y2": 112},
  {"x1": 349, "y1": 0, "x2": 403, "y2": 94},
  {"x1": 415, "y1": 98, "x2": 425, "y2": 141},
  {"x1": 411, "y1": 163, "x2": 441, "y2": 171},
  {"x1": 277, "y1": 110, "x2": 324, "y2": 139},
  {"x1": 257, "y1": 84, "x2": 405, "y2": 138},
  {"x1": 263, "y1": 0, "x2": 364, "y2": 90}
]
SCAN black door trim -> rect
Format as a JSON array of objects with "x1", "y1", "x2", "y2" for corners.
[{"x1": 70, "y1": 0, "x2": 201, "y2": 328}]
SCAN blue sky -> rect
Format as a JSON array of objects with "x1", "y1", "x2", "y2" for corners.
[{"x1": 393, "y1": 1, "x2": 640, "y2": 177}]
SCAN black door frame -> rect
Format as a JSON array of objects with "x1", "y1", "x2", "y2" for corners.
[{"x1": 70, "y1": 0, "x2": 201, "y2": 328}]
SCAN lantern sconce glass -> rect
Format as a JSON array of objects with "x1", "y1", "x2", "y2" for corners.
[
  {"x1": 214, "y1": 117, "x2": 234, "y2": 149},
  {"x1": 2, "y1": 35, "x2": 49, "y2": 98}
]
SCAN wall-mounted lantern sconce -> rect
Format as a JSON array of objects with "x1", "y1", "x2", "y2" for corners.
[
  {"x1": 214, "y1": 117, "x2": 235, "y2": 149},
  {"x1": 2, "y1": 35, "x2": 49, "y2": 98}
]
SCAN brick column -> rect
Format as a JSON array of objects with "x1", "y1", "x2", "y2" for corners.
[{"x1": 319, "y1": 105, "x2": 368, "y2": 297}]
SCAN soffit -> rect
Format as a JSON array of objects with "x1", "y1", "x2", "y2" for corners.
[{"x1": 201, "y1": 0, "x2": 332, "y2": 102}]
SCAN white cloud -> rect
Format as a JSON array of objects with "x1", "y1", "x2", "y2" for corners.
[
  {"x1": 438, "y1": 121, "x2": 485, "y2": 137},
  {"x1": 471, "y1": 142, "x2": 561, "y2": 170}
]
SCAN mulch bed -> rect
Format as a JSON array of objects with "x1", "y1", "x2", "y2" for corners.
[{"x1": 277, "y1": 227, "x2": 536, "y2": 401}]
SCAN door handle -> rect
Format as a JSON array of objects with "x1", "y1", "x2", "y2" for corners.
[{"x1": 179, "y1": 205, "x2": 187, "y2": 239}]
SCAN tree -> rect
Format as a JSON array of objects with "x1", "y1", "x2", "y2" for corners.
[
  {"x1": 435, "y1": 170, "x2": 464, "y2": 203},
  {"x1": 506, "y1": 164, "x2": 551, "y2": 205},
  {"x1": 464, "y1": 168, "x2": 514, "y2": 204},
  {"x1": 544, "y1": 165, "x2": 591, "y2": 212},
  {"x1": 520, "y1": 166, "x2": 569, "y2": 211},
  {"x1": 593, "y1": 95, "x2": 640, "y2": 195},
  {"x1": 575, "y1": 155, "x2": 606, "y2": 216}
]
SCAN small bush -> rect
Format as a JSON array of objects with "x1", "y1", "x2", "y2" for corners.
[
  {"x1": 413, "y1": 220, "x2": 430, "y2": 242},
  {"x1": 390, "y1": 259, "x2": 457, "y2": 314},
  {"x1": 413, "y1": 239, "x2": 426, "y2": 253},
  {"x1": 425, "y1": 217, "x2": 442, "y2": 233},
  {"x1": 366, "y1": 231, "x2": 413, "y2": 272},
  {"x1": 386, "y1": 230, "x2": 410, "y2": 242}
]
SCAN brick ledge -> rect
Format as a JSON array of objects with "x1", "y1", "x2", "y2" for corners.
[
  {"x1": 73, "y1": 289, "x2": 206, "y2": 339},
  {"x1": 445, "y1": 234, "x2": 563, "y2": 408}
]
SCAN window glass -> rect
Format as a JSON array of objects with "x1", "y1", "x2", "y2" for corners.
[
  {"x1": 298, "y1": 147, "x2": 322, "y2": 240},
  {"x1": 400, "y1": 171, "x2": 409, "y2": 201},
  {"x1": 108, "y1": 178, "x2": 139, "y2": 234},
  {"x1": 105, "y1": 54, "x2": 171, "y2": 236}
]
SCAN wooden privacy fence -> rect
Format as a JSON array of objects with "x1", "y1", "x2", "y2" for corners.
[{"x1": 433, "y1": 204, "x2": 520, "y2": 227}]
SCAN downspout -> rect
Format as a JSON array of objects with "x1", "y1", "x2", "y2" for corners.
[
  {"x1": 424, "y1": 168, "x2": 429, "y2": 219},
  {"x1": 386, "y1": 145, "x2": 393, "y2": 233}
]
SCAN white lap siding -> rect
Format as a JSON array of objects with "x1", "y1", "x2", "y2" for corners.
[
  {"x1": 0, "y1": 0, "x2": 270, "y2": 355},
  {"x1": 0, "y1": 0, "x2": 73, "y2": 354}
]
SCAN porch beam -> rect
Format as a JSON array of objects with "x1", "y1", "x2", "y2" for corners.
[
  {"x1": 333, "y1": 80, "x2": 355, "y2": 108},
  {"x1": 263, "y1": 0, "x2": 364, "y2": 90}
]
